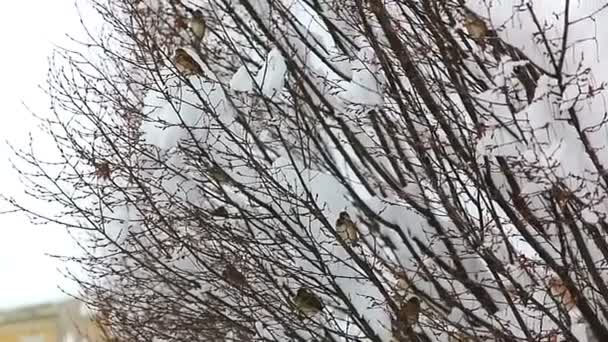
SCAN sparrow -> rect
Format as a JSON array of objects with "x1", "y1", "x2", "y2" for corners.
[
  {"x1": 448, "y1": 333, "x2": 472, "y2": 342},
  {"x1": 191, "y1": 9, "x2": 206, "y2": 43},
  {"x1": 335, "y1": 211, "x2": 360, "y2": 245},
  {"x1": 294, "y1": 288, "x2": 324, "y2": 316},
  {"x1": 548, "y1": 277, "x2": 576, "y2": 311},
  {"x1": 211, "y1": 206, "x2": 229, "y2": 217},
  {"x1": 463, "y1": 14, "x2": 487, "y2": 41},
  {"x1": 395, "y1": 271, "x2": 410, "y2": 291},
  {"x1": 399, "y1": 296, "x2": 420, "y2": 327},
  {"x1": 222, "y1": 264, "x2": 247, "y2": 287},
  {"x1": 367, "y1": 0, "x2": 384, "y2": 14},
  {"x1": 175, "y1": 16, "x2": 188, "y2": 30},
  {"x1": 174, "y1": 48, "x2": 203, "y2": 76},
  {"x1": 207, "y1": 165, "x2": 230, "y2": 183},
  {"x1": 95, "y1": 161, "x2": 111, "y2": 180}
]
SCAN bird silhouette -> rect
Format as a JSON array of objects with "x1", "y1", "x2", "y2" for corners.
[
  {"x1": 191, "y1": 9, "x2": 206, "y2": 43},
  {"x1": 294, "y1": 288, "x2": 324, "y2": 317},
  {"x1": 464, "y1": 14, "x2": 487, "y2": 41},
  {"x1": 174, "y1": 48, "x2": 203, "y2": 76},
  {"x1": 399, "y1": 296, "x2": 420, "y2": 327},
  {"x1": 222, "y1": 264, "x2": 247, "y2": 287},
  {"x1": 335, "y1": 211, "x2": 360, "y2": 245}
]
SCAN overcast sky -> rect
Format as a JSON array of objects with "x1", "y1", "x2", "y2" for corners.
[{"x1": 0, "y1": 0, "x2": 86, "y2": 309}]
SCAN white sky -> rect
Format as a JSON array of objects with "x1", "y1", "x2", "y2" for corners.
[{"x1": 0, "y1": 1, "x2": 86, "y2": 309}]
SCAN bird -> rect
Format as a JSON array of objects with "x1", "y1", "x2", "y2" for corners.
[
  {"x1": 463, "y1": 14, "x2": 487, "y2": 41},
  {"x1": 211, "y1": 206, "x2": 229, "y2": 217},
  {"x1": 293, "y1": 288, "x2": 324, "y2": 316},
  {"x1": 174, "y1": 48, "x2": 203, "y2": 76},
  {"x1": 335, "y1": 211, "x2": 360, "y2": 245},
  {"x1": 367, "y1": 0, "x2": 384, "y2": 14},
  {"x1": 448, "y1": 333, "x2": 472, "y2": 342},
  {"x1": 399, "y1": 296, "x2": 420, "y2": 327},
  {"x1": 548, "y1": 276, "x2": 576, "y2": 311},
  {"x1": 191, "y1": 9, "x2": 206, "y2": 43},
  {"x1": 222, "y1": 264, "x2": 247, "y2": 287},
  {"x1": 175, "y1": 16, "x2": 188, "y2": 30},
  {"x1": 395, "y1": 271, "x2": 410, "y2": 291},
  {"x1": 95, "y1": 161, "x2": 111, "y2": 180},
  {"x1": 207, "y1": 165, "x2": 230, "y2": 183}
]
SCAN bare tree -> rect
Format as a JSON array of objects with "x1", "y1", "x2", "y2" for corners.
[{"x1": 9, "y1": 0, "x2": 608, "y2": 341}]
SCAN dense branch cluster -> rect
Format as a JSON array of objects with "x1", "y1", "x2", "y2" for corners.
[{"x1": 9, "y1": 0, "x2": 608, "y2": 341}]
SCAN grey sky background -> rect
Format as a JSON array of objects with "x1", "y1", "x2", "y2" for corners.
[{"x1": 0, "y1": 0, "x2": 86, "y2": 309}]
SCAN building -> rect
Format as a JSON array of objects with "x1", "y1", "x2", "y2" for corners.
[{"x1": 0, "y1": 299, "x2": 101, "y2": 342}]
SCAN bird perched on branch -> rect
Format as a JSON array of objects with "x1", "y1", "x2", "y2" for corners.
[
  {"x1": 174, "y1": 48, "x2": 203, "y2": 76},
  {"x1": 191, "y1": 9, "x2": 206, "y2": 44},
  {"x1": 392, "y1": 296, "x2": 421, "y2": 342},
  {"x1": 294, "y1": 288, "x2": 324, "y2": 317},
  {"x1": 448, "y1": 332, "x2": 472, "y2": 342},
  {"x1": 399, "y1": 296, "x2": 420, "y2": 327},
  {"x1": 548, "y1": 276, "x2": 576, "y2": 311},
  {"x1": 207, "y1": 165, "x2": 230, "y2": 183},
  {"x1": 211, "y1": 206, "x2": 229, "y2": 217},
  {"x1": 463, "y1": 14, "x2": 487, "y2": 42},
  {"x1": 395, "y1": 271, "x2": 410, "y2": 292},
  {"x1": 335, "y1": 211, "x2": 360, "y2": 245},
  {"x1": 95, "y1": 161, "x2": 111, "y2": 180},
  {"x1": 222, "y1": 264, "x2": 247, "y2": 287}
]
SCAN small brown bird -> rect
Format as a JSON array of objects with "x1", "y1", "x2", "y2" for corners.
[
  {"x1": 294, "y1": 288, "x2": 324, "y2": 316},
  {"x1": 399, "y1": 296, "x2": 420, "y2": 327},
  {"x1": 367, "y1": 0, "x2": 384, "y2": 14},
  {"x1": 174, "y1": 48, "x2": 203, "y2": 76},
  {"x1": 175, "y1": 16, "x2": 188, "y2": 30},
  {"x1": 335, "y1": 211, "x2": 360, "y2": 245},
  {"x1": 548, "y1": 277, "x2": 576, "y2": 311},
  {"x1": 395, "y1": 271, "x2": 410, "y2": 292},
  {"x1": 211, "y1": 206, "x2": 229, "y2": 217},
  {"x1": 222, "y1": 264, "x2": 247, "y2": 287},
  {"x1": 464, "y1": 14, "x2": 487, "y2": 41},
  {"x1": 448, "y1": 333, "x2": 472, "y2": 342},
  {"x1": 191, "y1": 9, "x2": 206, "y2": 43},
  {"x1": 95, "y1": 161, "x2": 111, "y2": 180},
  {"x1": 207, "y1": 165, "x2": 230, "y2": 183}
]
